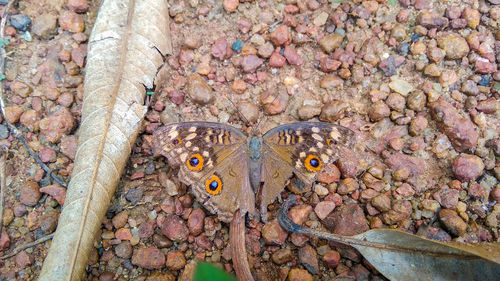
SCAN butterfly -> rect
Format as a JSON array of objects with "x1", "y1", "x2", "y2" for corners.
[{"x1": 153, "y1": 121, "x2": 355, "y2": 223}]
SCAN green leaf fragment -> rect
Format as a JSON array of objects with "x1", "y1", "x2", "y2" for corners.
[{"x1": 194, "y1": 262, "x2": 237, "y2": 281}]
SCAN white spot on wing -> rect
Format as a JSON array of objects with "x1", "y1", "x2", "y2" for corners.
[
  {"x1": 206, "y1": 159, "x2": 213, "y2": 168},
  {"x1": 317, "y1": 142, "x2": 324, "y2": 149},
  {"x1": 295, "y1": 160, "x2": 302, "y2": 168},
  {"x1": 299, "y1": 152, "x2": 306, "y2": 158},
  {"x1": 205, "y1": 135, "x2": 210, "y2": 142},
  {"x1": 309, "y1": 147, "x2": 318, "y2": 152},
  {"x1": 312, "y1": 133, "x2": 323, "y2": 141},
  {"x1": 188, "y1": 126, "x2": 197, "y2": 132},
  {"x1": 321, "y1": 154, "x2": 329, "y2": 163},
  {"x1": 168, "y1": 130, "x2": 179, "y2": 140},
  {"x1": 185, "y1": 133, "x2": 197, "y2": 140},
  {"x1": 330, "y1": 129, "x2": 340, "y2": 141},
  {"x1": 180, "y1": 153, "x2": 188, "y2": 162},
  {"x1": 185, "y1": 141, "x2": 192, "y2": 148},
  {"x1": 175, "y1": 148, "x2": 183, "y2": 153},
  {"x1": 326, "y1": 149, "x2": 333, "y2": 155},
  {"x1": 312, "y1": 127, "x2": 320, "y2": 133},
  {"x1": 202, "y1": 151, "x2": 209, "y2": 157},
  {"x1": 192, "y1": 147, "x2": 199, "y2": 152}
]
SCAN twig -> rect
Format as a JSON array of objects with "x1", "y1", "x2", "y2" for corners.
[
  {"x1": 0, "y1": 0, "x2": 66, "y2": 188},
  {"x1": 0, "y1": 233, "x2": 54, "y2": 260},
  {"x1": 0, "y1": 149, "x2": 5, "y2": 234},
  {"x1": 229, "y1": 210, "x2": 254, "y2": 281}
]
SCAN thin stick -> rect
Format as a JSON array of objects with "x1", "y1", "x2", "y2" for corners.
[
  {"x1": 229, "y1": 210, "x2": 254, "y2": 281},
  {"x1": 0, "y1": 233, "x2": 54, "y2": 260},
  {"x1": 0, "y1": 149, "x2": 5, "y2": 234},
  {"x1": 0, "y1": 0, "x2": 66, "y2": 188}
]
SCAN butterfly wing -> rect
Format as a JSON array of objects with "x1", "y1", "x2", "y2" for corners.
[
  {"x1": 153, "y1": 122, "x2": 254, "y2": 222},
  {"x1": 261, "y1": 122, "x2": 355, "y2": 218}
]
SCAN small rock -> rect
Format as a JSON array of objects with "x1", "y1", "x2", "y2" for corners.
[
  {"x1": 452, "y1": 154, "x2": 484, "y2": 182},
  {"x1": 299, "y1": 245, "x2": 319, "y2": 274},
  {"x1": 409, "y1": 115, "x2": 428, "y2": 136},
  {"x1": 15, "y1": 250, "x2": 33, "y2": 269},
  {"x1": 20, "y1": 110, "x2": 40, "y2": 131},
  {"x1": 272, "y1": 248, "x2": 293, "y2": 265},
  {"x1": 115, "y1": 242, "x2": 133, "y2": 259},
  {"x1": 231, "y1": 79, "x2": 247, "y2": 94},
  {"x1": 187, "y1": 73, "x2": 214, "y2": 105},
  {"x1": 161, "y1": 215, "x2": 189, "y2": 242},
  {"x1": 319, "y1": 101, "x2": 349, "y2": 122},
  {"x1": 322, "y1": 203, "x2": 369, "y2": 235},
  {"x1": 241, "y1": 55, "x2": 264, "y2": 73},
  {"x1": 58, "y1": 11, "x2": 85, "y2": 33},
  {"x1": 67, "y1": 0, "x2": 89, "y2": 13},
  {"x1": 10, "y1": 14, "x2": 31, "y2": 31},
  {"x1": 320, "y1": 74, "x2": 343, "y2": 89},
  {"x1": 20, "y1": 182, "x2": 41, "y2": 207},
  {"x1": 112, "y1": 211, "x2": 128, "y2": 229},
  {"x1": 462, "y1": 8, "x2": 480, "y2": 29},
  {"x1": 260, "y1": 89, "x2": 288, "y2": 115},
  {"x1": 116, "y1": 228, "x2": 132, "y2": 240},
  {"x1": 262, "y1": 219, "x2": 288, "y2": 245},
  {"x1": 166, "y1": 250, "x2": 186, "y2": 270},
  {"x1": 0, "y1": 124, "x2": 8, "y2": 140},
  {"x1": 187, "y1": 208, "x2": 205, "y2": 236},
  {"x1": 468, "y1": 183, "x2": 486, "y2": 199},
  {"x1": 237, "y1": 102, "x2": 259, "y2": 124},
  {"x1": 297, "y1": 105, "x2": 321, "y2": 121},
  {"x1": 439, "y1": 209, "x2": 467, "y2": 237},
  {"x1": 39, "y1": 184, "x2": 66, "y2": 205},
  {"x1": 323, "y1": 250, "x2": 341, "y2": 268},
  {"x1": 368, "y1": 101, "x2": 390, "y2": 121},
  {"x1": 317, "y1": 163, "x2": 341, "y2": 184},
  {"x1": 314, "y1": 201, "x2": 336, "y2": 220},
  {"x1": 288, "y1": 268, "x2": 313, "y2": 281},
  {"x1": 212, "y1": 37, "x2": 231, "y2": 60},
  {"x1": 386, "y1": 93, "x2": 406, "y2": 112},
  {"x1": 125, "y1": 188, "x2": 143, "y2": 204},
  {"x1": 0, "y1": 230, "x2": 10, "y2": 250},
  {"x1": 319, "y1": 34, "x2": 343, "y2": 54},
  {"x1": 437, "y1": 33, "x2": 469, "y2": 60},
  {"x1": 270, "y1": 25, "x2": 291, "y2": 46},
  {"x1": 406, "y1": 90, "x2": 427, "y2": 111},
  {"x1": 257, "y1": 43, "x2": 274, "y2": 58},
  {"x1": 269, "y1": 52, "x2": 286, "y2": 68},
  {"x1": 131, "y1": 247, "x2": 165, "y2": 269},
  {"x1": 433, "y1": 188, "x2": 459, "y2": 208},
  {"x1": 39, "y1": 108, "x2": 75, "y2": 143},
  {"x1": 313, "y1": 12, "x2": 329, "y2": 26},
  {"x1": 389, "y1": 78, "x2": 414, "y2": 96},
  {"x1": 416, "y1": 10, "x2": 448, "y2": 29},
  {"x1": 283, "y1": 46, "x2": 304, "y2": 65},
  {"x1": 337, "y1": 178, "x2": 358, "y2": 195},
  {"x1": 289, "y1": 204, "x2": 312, "y2": 225},
  {"x1": 371, "y1": 194, "x2": 391, "y2": 212},
  {"x1": 5, "y1": 105, "x2": 24, "y2": 124}
]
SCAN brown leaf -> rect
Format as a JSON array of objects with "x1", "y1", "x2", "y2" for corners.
[
  {"x1": 279, "y1": 195, "x2": 500, "y2": 281},
  {"x1": 39, "y1": 0, "x2": 172, "y2": 280}
]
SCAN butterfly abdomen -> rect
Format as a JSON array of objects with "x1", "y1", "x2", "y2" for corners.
[{"x1": 249, "y1": 137, "x2": 263, "y2": 191}]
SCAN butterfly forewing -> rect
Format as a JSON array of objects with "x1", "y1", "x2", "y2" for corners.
[
  {"x1": 153, "y1": 122, "x2": 254, "y2": 222},
  {"x1": 260, "y1": 122, "x2": 355, "y2": 218}
]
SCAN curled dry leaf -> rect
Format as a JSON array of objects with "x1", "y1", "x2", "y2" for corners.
[
  {"x1": 279, "y1": 195, "x2": 500, "y2": 281},
  {"x1": 39, "y1": 0, "x2": 172, "y2": 280}
]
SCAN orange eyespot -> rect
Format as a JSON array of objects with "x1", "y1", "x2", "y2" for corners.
[
  {"x1": 173, "y1": 138, "x2": 182, "y2": 145},
  {"x1": 304, "y1": 154, "x2": 322, "y2": 172},
  {"x1": 186, "y1": 153, "x2": 204, "y2": 171},
  {"x1": 326, "y1": 139, "x2": 336, "y2": 146},
  {"x1": 205, "y1": 174, "x2": 222, "y2": 195}
]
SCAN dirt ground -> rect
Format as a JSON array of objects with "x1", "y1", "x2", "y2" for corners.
[{"x1": 0, "y1": 0, "x2": 499, "y2": 280}]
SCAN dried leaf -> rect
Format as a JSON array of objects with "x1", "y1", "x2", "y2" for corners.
[
  {"x1": 279, "y1": 195, "x2": 500, "y2": 281},
  {"x1": 39, "y1": 0, "x2": 171, "y2": 280}
]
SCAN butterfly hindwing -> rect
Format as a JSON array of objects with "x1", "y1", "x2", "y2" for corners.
[
  {"x1": 153, "y1": 122, "x2": 254, "y2": 222},
  {"x1": 260, "y1": 122, "x2": 355, "y2": 218}
]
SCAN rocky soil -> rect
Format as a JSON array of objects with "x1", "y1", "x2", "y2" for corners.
[{"x1": 0, "y1": 0, "x2": 499, "y2": 280}]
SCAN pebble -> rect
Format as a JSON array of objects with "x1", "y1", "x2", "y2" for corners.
[
  {"x1": 406, "y1": 90, "x2": 427, "y2": 111},
  {"x1": 429, "y1": 98, "x2": 478, "y2": 152},
  {"x1": 319, "y1": 101, "x2": 348, "y2": 122},
  {"x1": 409, "y1": 115, "x2": 428, "y2": 136},
  {"x1": 389, "y1": 78, "x2": 414, "y2": 96},
  {"x1": 115, "y1": 242, "x2": 133, "y2": 259},
  {"x1": 236, "y1": 17, "x2": 252, "y2": 34},
  {"x1": 187, "y1": 208, "x2": 205, "y2": 236},
  {"x1": 283, "y1": 45, "x2": 304, "y2": 65},
  {"x1": 437, "y1": 33, "x2": 469, "y2": 60},
  {"x1": 0, "y1": 124, "x2": 8, "y2": 139},
  {"x1": 416, "y1": 11, "x2": 448, "y2": 29},
  {"x1": 270, "y1": 25, "x2": 291, "y2": 46},
  {"x1": 262, "y1": 219, "x2": 288, "y2": 245},
  {"x1": 320, "y1": 74, "x2": 343, "y2": 89},
  {"x1": 462, "y1": 8, "x2": 480, "y2": 29},
  {"x1": 313, "y1": 12, "x2": 329, "y2": 26},
  {"x1": 288, "y1": 268, "x2": 313, "y2": 281},
  {"x1": 39, "y1": 184, "x2": 66, "y2": 205},
  {"x1": 272, "y1": 248, "x2": 293, "y2": 265},
  {"x1": 161, "y1": 215, "x2": 189, "y2": 242},
  {"x1": 371, "y1": 194, "x2": 391, "y2": 212},
  {"x1": 368, "y1": 101, "x2": 390, "y2": 121},
  {"x1": 231, "y1": 79, "x2": 247, "y2": 94},
  {"x1": 314, "y1": 201, "x2": 336, "y2": 220},
  {"x1": 166, "y1": 250, "x2": 186, "y2": 270},
  {"x1": 39, "y1": 108, "x2": 75, "y2": 143},
  {"x1": 0, "y1": 230, "x2": 10, "y2": 250},
  {"x1": 477, "y1": 98, "x2": 498, "y2": 114},
  {"x1": 337, "y1": 178, "x2": 358, "y2": 195},
  {"x1": 257, "y1": 43, "x2": 274, "y2": 58},
  {"x1": 223, "y1": 0, "x2": 239, "y2": 13},
  {"x1": 15, "y1": 250, "x2": 33, "y2": 269},
  {"x1": 260, "y1": 89, "x2": 288, "y2": 115},
  {"x1": 297, "y1": 105, "x2": 321, "y2": 120},
  {"x1": 20, "y1": 181, "x2": 41, "y2": 207},
  {"x1": 241, "y1": 55, "x2": 264, "y2": 73},
  {"x1": 116, "y1": 228, "x2": 132, "y2": 240},
  {"x1": 452, "y1": 154, "x2": 484, "y2": 181},
  {"x1": 433, "y1": 188, "x2": 459, "y2": 209},
  {"x1": 299, "y1": 245, "x2": 319, "y2": 274},
  {"x1": 112, "y1": 211, "x2": 128, "y2": 229},
  {"x1": 187, "y1": 73, "x2": 214, "y2": 105},
  {"x1": 131, "y1": 247, "x2": 165, "y2": 269},
  {"x1": 58, "y1": 11, "x2": 85, "y2": 33},
  {"x1": 322, "y1": 203, "x2": 369, "y2": 235},
  {"x1": 319, "y1": 34, "x2": 343, "y2": 54},
  {"x1": 323, "y1": 250, "x2": 341, "y2": 268},
  {"x1": 439, "y1": 209, "x2": 467, "y2": 237},
  {"x1": 212, "y1": 37, "x2": 231, "y2": 60},
  {"x1": 125, "y1": 188, "x2": 143, "y2": 204},
  {"x1": 269, "y1": 52, "x2": 286, "y2": 68},
  {"x1": 468, "y1": 183, "x2": 486, "y2": 199},
  {"x1": 289, "y1": 204, "x2": 312, "y2": 225},
  {"x1": 5, "y1": 105, "x2": 24, "y2": 124},
  {"x1": 10, "y1": 14, "x2": 31, "y2": 31},
  {"x1": 237, "y1": 102, "x2": 259, "y2": 124}
]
